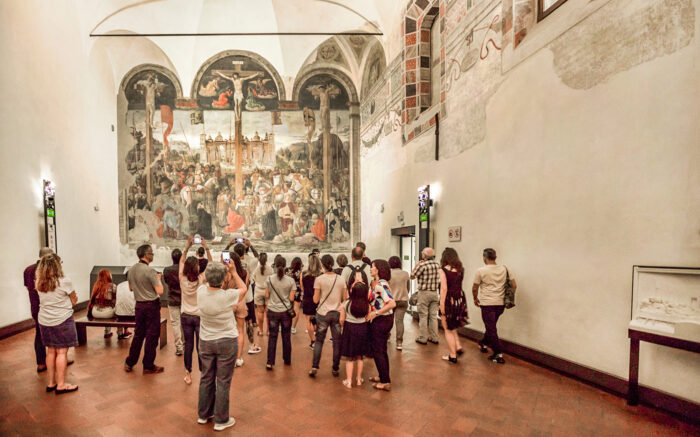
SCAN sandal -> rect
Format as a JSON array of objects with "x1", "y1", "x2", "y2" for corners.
[
  {"x1": 342, "y1": 379, "x2": 352, "y2": 389},
  {"x1": 46, "y1": 385, "x2": 57, "y2": 393},
  {"x1": 368, "y1": 376, "x2": 380, "y2": 383},
  {"x1": 184, "y1": 372, "x2": 192, "y2": 385},
  {"x1": 372, "y1": 383, "x2": 391, "y2": 391},
  {"x1": 55, "y1": 384, "x2": 78, "y2": 395},
  {"x1": 356, "y1": 378, "x2": 364, "y2": 386},
  {"x1": 456, "y1": 348, "x2": 464, "y2": 356}
]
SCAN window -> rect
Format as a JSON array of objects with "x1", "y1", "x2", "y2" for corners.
[{"x1": 538, "y1": 0, "x2": 568, "y2": 22}]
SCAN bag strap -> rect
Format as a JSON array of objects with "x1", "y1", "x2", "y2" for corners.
[
  {"x1": 268, "y1": 278, "x2": 292, "y2": 311},
  {"x1": 318, "y1": 275, "x2": 338, "y2": 310}
]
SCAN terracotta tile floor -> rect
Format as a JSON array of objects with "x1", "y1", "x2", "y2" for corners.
[{"x1": 0, "y1": 309, "x2": 696, "y2": 436}]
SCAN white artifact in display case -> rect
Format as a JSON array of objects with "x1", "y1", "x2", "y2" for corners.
[{"x1": 629, "y1": 266, "x2": 700, "y2": 341}]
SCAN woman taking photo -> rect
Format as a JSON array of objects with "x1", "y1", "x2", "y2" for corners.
[
  {"x1": 36, "y1": 254, "x2": 79, "y2": 394},
  {"x1": 367, "y1": 259, "x2": 396, "y2": 391},
  {"x1": 180, "y1": 236, "x2": 212, "y2": 385},
  {"x1": 88, "y1": 269, "x2": 129, "y2": 339},
  {"x1": 286, "y1": 256, "x2": 303, "y2": 334},
  {"x1": 264, "y1": 256, "x2": 296, "y2": 370},
  {"x1": 300, "y1": 254, "x2": 323, "y2": 349},
  {"x1": 197, "y1": 262, "x2": 246, "y2": 431},
  {"x1": 439, "y1": 248, "x2": 468, "y2": 363},
  {"x1": 222, "y1": 252, "x2": 254, "y2": 368}
]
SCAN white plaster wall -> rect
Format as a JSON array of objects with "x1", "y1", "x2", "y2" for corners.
[
  {"x1": 361, "y1": 0, "x2": 700, "y2": 403},
  {"x1": 0, "y1": 2, "x2": 122, "y2": 325}
]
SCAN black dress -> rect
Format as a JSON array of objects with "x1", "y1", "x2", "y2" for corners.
[
  {"x1": 339, "y1": 302, "x2": 368, "y2": 359},
  {"x1": 301, "y1": 274, "x2": 318, "y2": 315},
  {"x1": 443, "y1": 268, "x2": 468, "y2": 330}
]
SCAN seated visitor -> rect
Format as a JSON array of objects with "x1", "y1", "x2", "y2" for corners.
[
  {"x1": 88, "y1": 269, "x2": 129, "y2": 339},
  {"x1": 115, "y1": 279, "x2": 136, "y2": 327}
]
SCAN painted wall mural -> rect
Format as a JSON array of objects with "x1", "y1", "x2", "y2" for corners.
[{"x1": 118, "y1": 58, "x2": 352, "y2": 252}]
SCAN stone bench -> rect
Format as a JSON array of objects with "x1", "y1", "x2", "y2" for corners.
[{"x1": 75, "y1": 317, "x2": 167, "y2": 349}]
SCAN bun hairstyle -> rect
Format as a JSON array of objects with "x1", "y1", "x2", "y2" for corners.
[
  {"x1": 259, "y1": 252, "x2": 268, "y2": 275},
  {"x1": 320, "y1": 254, "x2": 334, "y2": 272},
  {"x1": 275, "y1": 256, "x2": 287, "y2": 279}
]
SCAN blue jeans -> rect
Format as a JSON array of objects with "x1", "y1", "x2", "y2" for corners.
[
  {"x1": 198, "y1": 337, "x2": 237, "y2": 425},
  {"x1": 267, "y1": 311, "x2": 292, "y2": 365},
  {"x1": 181, "y1": 313, "x2": 201, "y2": 373},
  {"x1": 312, "y1": 311, "x2": 341, "y2": 371}
]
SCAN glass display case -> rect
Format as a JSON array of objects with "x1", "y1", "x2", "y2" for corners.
[{"x1": 629, "y1": 266, "x2": 700, "y2": 342}]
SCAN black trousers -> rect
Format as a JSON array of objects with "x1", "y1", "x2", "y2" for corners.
[
  {"x1": 31, "y1": 301, "x2": 46, "y2": 366},
  {"x1": 368, "y1": 314, "x2": 394, "y2": 384},
  {"x1": 480, "y1": 305, "x2": 505, "y2": 354},
  {"x1": 125, "y1": 300, "x2": 161, "y2": 369},
  {"x1": 267, "y1": 311, "x2": 292, "y2": 365}
]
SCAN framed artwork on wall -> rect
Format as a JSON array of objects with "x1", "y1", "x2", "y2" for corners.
[{"x1": 537, "y1": 0, "x2": 568, "y2": 22}]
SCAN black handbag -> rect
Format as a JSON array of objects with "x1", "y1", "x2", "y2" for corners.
[
  {"x1": 504, "y1": 267, "x2": 515, "y2": 309},
  {"x1": 269, "y1": 280, "x2": 296, "y2": 319}
]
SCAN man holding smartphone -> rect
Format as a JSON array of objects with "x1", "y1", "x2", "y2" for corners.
[{"x1": 124, "y1": 244, "x2": 165, "y2": 374}]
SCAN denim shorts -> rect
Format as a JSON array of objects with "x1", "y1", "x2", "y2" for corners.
[{"x1": 39, "y1": 317, "x2": 79, "y2": 348}]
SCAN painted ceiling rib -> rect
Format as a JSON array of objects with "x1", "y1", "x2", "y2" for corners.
[{"x1": 90, "y1": 32, "x2": 383, "y2": 37}]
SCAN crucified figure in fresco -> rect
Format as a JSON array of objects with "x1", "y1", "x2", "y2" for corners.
[
  {"x1": 308, "y1": 83, "x2": 340, "y2": 134},
  {"x1": 215, "y1": 70, "x2": 262, "y2": 120},
  {"x1": 134, "y1": 73, "x2": 163, "y2": 128}
]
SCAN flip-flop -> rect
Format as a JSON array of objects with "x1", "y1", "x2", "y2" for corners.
[
  {"x1": 46, "y1": 385, "x2": 57, "y2": 393},
  {"x1": 55, "y1": 385, "x2": 78, "y2": 395}
]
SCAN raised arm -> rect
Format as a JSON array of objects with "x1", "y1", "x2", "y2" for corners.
[
  {"x1": 201, "y1": 238, "x2": 212, "y2": 262},
  {"x1": 179, "y1": 236, "x2": 194, "y2": 278},
  {"x1": 245, "y1": 239, "x2": 259, "y2": 258}
]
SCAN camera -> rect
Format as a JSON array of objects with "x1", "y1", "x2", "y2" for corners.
[
  {"x1": 235, "y1": 237, "x2": 244, "y2": 244},
  {"x1": 222, "y1": 251, "x2": 231, "y2": 263},
  {"x1": 194, "y1": 235, "x2": 202, "y2": 244}
]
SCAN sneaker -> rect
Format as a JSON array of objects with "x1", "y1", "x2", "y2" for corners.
[
  {"x1": 428, "y1": 338, "x2": 439, "y2": 345},
  {"x1": 478, "y1": 343, "x2": 489, "y2": 353},
  {"x1": 104, "y1": 332, "x2": 113, "y2": 339},
  {"x1": 396, "y1": 342, "x2": 403, "y2": 351},
  {"x1": 309, "y1": 342, "x2": 315, "y2": 350},
  {"x1": 266, "y1": 364, "x2": 273, "y2": 370},
  {"x1": 197, "y1": 415, "x2": 214, "y2": 424},
  {"x1": 213, "y1": 417, "x2": 236, "y2": 431},
  {"x1": 308, "y1": 368, "x2": 318, "y2": 378},
  {"x1": 175, "y1": 350, "x2": 183, "y2": 356},
  {"x1": 291, "y1": 328, "x2": 297, "y2": 334},
  {"x1": 488, "y1": 353, "x2": 505, "y2": 364},
  {"x1": 143, "y1": 365, "x2": 165, "y2": 374},
  {"x1": 235, "y1": 359, "x2": 244, "y2": 367},
  {"x1": 248, "y1": 345, "x2": 262, "y2": 354},
  {"x1": 415, "y1": 338, "x2": 427, "y2": 345},
  {"x1": 118, "y1": 332, "x2": 133, "y2": 340}
]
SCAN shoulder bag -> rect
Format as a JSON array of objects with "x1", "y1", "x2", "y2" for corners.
[
  {"x1": 503, "y1": 267, "x2": 515, "y2": 309},
  {"x1": 268, "y1": 279, "x2": 296, "y2": 319}
]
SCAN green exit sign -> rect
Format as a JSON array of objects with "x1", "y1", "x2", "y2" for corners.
[
  {"x1": 419, "y1": 213, "x2": 427, "y2": 222},
  {"x1": 47, "y1": 209, "x2": 55, "y2": 217}
]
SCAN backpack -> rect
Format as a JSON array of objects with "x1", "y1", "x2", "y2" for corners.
[{"x1": 346, "y1": 263, "x2": 368, "y2": 289}]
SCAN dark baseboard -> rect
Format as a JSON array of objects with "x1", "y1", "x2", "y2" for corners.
[
  {"x1": 0, "y1": 300, "x2": 89, "y2": 340},
  {"x1": 457, "y1": 326, "x2": 700, "y2": 426}
]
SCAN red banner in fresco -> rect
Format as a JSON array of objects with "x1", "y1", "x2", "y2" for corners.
[{"x1": 160, "y1": 105, "x2": 173, "y2": 156}]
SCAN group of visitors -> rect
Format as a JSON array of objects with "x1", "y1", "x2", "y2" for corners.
[{"x1": 24, "y1": 237, "x2": 516, "y2": 431}]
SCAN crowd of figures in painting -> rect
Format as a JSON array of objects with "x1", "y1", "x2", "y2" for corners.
[{"x1": 119, "y1": 56, "x2": 353, "y2": 252}]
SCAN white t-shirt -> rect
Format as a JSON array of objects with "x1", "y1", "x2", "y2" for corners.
[
  {"x1": 314, "y1": 272, "x2": 346, "y2": 315},
  {"x1": 253, "y1": 265, "x2": 273, "y2": 296},
  {"x1": 341, "y1": 260, "x2": 368, "y2": 284},
  {"x1": 115, "y1": 281, "x2": 136, "y2": 316},
  {"x1": 197, "y1": 285, "x2": 241, "y2": 341},
  {"x1": 243, "y1": 254, "x2": 258, "y2": 303},
  {"x1": 473, "y1": 265, "x2": 513, "y2": 306},
  {"x1": 38, "y1": 277, "x2": 74, "y2": 326}
]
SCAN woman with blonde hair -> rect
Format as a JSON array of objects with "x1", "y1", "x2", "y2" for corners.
[
  {"x1": 300, "y1": 254, "x2": 323, "y2": 349},
  {"x1": 36, "y1": 254, "x2": 79, "y2": 394}
]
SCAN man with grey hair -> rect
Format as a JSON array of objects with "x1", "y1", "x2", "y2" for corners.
[
  {"x1": 24, "y1": 247, "x2": 59, "y2": 372},
  {"x1": 410, "y1": 247, "x2": 441, "y2": 345}
]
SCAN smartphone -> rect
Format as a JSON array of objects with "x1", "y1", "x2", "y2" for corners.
[
  {"x1": 235, "y1": 237, "x2": 244, "y2": 244},
  {"x1": 194, "y1": 236, "x2": 202, "y2": 244},
  {"x1": 222, "y1": 251, "x2": 231, "y2": 263}
]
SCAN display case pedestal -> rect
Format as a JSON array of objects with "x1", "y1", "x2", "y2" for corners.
[{"x1": 627, "y1": 328, "x2": 700, "y2": 406}]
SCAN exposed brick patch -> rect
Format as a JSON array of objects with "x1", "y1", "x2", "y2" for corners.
[
  {"x1": 408, "y1": 131, "x2": 415, "y2": 141},
  {"x1": 421, "y1": 29, "x2": 430, "y2": 42},
  {"x1": 420, "y1": 82, "x2": 431, "y2": 94},
  {"x1": 406, "y1": 96, "x2": 417, "y2": 108},
  {"x1": 406, "y1": 58, "x2": 417, "y2": 70}
]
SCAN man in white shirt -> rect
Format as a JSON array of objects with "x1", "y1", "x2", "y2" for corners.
[
  {"x1": 115, "y1": 280, "x2": 136, "y2": 320},
  {"x1": 340, "y1": 246, "x2": 368, "y2": 286},
  {"x1": 472, "y1": 248, "x2": 517, "y2": 364}
]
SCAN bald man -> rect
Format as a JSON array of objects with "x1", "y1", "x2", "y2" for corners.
[{"x1": 410, "y1": 247, "x2": 441, "y2": 345}]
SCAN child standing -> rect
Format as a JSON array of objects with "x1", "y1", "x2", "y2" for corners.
[{"x1": 339, "y1": 282, "x2": 370, "y2": 388}]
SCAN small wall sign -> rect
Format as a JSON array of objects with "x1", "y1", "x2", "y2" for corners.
[{"x1": 448, "y1": 226, "x2": 462, "y2": 242}]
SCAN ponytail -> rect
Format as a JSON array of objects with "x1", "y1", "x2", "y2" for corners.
[
  {"x1": 275, "y1": 256, "x2": 286, "y2": 280},
  {"x1": 259, "y1": 253, "x2": 268, "y2": 275}
]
